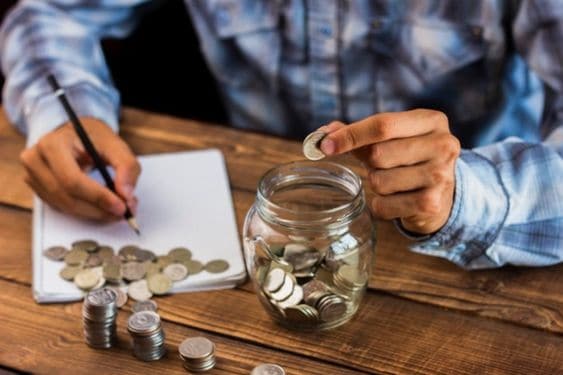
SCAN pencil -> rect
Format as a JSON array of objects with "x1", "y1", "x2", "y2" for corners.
[{"x1": 46, "y1": 74, "x2": 140, "y2": 235}]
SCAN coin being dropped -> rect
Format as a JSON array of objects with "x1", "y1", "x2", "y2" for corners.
[
  {"x1": 251, "y1": 363, "x2": 286, "y2": 375},
  {"x1": 128, "y1": 279, "x2": 153, "y2": 301},
  {"x1": 303, "y1": 130, "x2": 327, "y2": 160},
  {"x1": 204, "y1": 259, "x2": 230, "y2": 274},
  {"x1": 163, "y1": 263, "x2": 188, "y2": 281},
  {"x1": 147, "y1": 273, "x2": 173, "y2": 295},
  {"x1": 132, "y1": 299, "x2": 158, "y2": 313},
  {"x1": 43, "y1": 246, "x2": 68, "y2": 261}
]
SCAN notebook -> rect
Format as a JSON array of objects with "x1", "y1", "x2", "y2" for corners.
[{"x1": 32, "y1": 149, "x2": 247, "y2": 303}]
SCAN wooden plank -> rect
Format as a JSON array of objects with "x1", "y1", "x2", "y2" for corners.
[
  {"x1": 0, "y1": 279, "x2": 365, "y2": 375},
  {"x1": 0, "y1": 109, "x2": 29, "y2": 209},
  {"x1": 1, "y1": 108, "x2": 562, "y2": 335},
  {"x1": 0, "y1": 205, "x2": 561, "y2": 374}
]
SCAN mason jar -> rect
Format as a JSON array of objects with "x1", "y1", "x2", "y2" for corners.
[{"x1": 243, "y1": 161, "x2": 375, "y2": 330}]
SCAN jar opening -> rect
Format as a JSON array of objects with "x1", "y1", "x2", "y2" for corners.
[{"x1": 256, "y1": 161, "x2": 364, "y2": 230}]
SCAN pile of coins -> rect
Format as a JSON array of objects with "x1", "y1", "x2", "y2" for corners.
[
  {"x1": 82, "y1": 288, "x2": 118, "y2": 348},
  {"x1": 179, "y1": 337, "x2": 217, "y2": 372},
  {"x1": 254, "y1": 233, "x2": 369, "y2": 328},
  {"x1": 127, "y1": 310, "x2": 166, "y2": 361},
  {"x1": 43, "y1": 240, "x2": 230, "y2": 301}
]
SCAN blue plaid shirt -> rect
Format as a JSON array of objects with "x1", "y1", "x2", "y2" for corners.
[{"x1": 1, "y1": 0, "x2": 562, "y2": 269}]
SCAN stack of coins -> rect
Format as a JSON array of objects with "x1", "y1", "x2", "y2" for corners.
[
  {"x1": 82, "y1": 288, "x2": 118, "y2": 348},
  {"x1": 127, "y1": 311, "x2": 166, "y2": 361},
  {"x1": 179, "y1": 337, "x2": 216, "y2": 372}
]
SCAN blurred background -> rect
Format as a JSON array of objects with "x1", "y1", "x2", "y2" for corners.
[{"x1": 0, "y1": 0, "x2": 227, "y2": 125}]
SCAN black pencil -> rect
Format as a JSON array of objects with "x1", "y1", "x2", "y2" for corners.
[{"x1": 46, "y1": 74, "x2": 140, "y2": 235}]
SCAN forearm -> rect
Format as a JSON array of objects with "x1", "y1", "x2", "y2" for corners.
[{"x1": 0, "y1": 0, "x2": 148, "y2": 145}]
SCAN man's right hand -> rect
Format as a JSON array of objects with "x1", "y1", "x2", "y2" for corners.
[{"x1": 20, "y1": 118, "x2": 141, "y2": 221}]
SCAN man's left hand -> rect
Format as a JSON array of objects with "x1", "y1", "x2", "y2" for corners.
[{"x1": 319, "y1": 109, "x2": 461, "y2": 235}]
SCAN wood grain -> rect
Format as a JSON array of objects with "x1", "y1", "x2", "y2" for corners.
[
  {"x1": 0, "y1": 106, "x2": 562, "y2": 338},
  {"x1": 0, "y1": 203, "x2": 562, "y2": 374},
  {"x1": 0, "y1": 279, "x2": 366, "y2": 375}
]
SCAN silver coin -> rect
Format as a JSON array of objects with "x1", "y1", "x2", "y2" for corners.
[
  {"x1": 128, "y1": 311, "x2": 161, "y2": 334},
  {"x1": 283, "y1": 243, "x2": 321, "y2": 271},
  {"x1": 43, "y1": 246, "x2": 68, "y2": 261},
  {"x1": 122, "y1": 261, "x2": 146, "y2": 281},
  {"x1": 163, "y1": 263, "x2": 188, "y2": 281},
  {"x1": 128, "y1": 279, "x2": 153, "y2": 301},
  {"x1": 269, "y1": 274, "x2": 295, "y2": 301},
  {"x1": 303, "y1": 131, "x2": 327, "y2": 160},
  {"x1": 106, "y1": 286, "x2": 128, "y2": 308},
  {"x1": 132, "y1": 300, "x2": 158, "y2": 313},
  {"x1": 264, "y1": 268, "x2": 286, "y2": 293},
  {"x1": 179, "y1": 337, "x2": 215, "y2": 360},
  {"x1": 278, "y1": 285, "x2": 303, "y2": 309},
  {"x1": 86, "y1": 287, "x2": 117, "y2": 306},
  {"x1": 251, "y1": 363, "x2": 286, "y2": 375}
]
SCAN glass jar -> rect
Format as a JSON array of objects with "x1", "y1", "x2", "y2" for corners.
[{"x1": 243, "y1": 161, "x2": 375, "y2": 330}]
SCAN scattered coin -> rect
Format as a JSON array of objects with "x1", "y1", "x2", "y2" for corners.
[
  {"x1": 251, "y1": 363, "x2": 286, "y2": 375},
  {"x1": 128, "y1": 279, "x2": 153, "y2": 301},
  {"x1": 205, "y1": 259, "x2": 230, "y2": 274},
  {"x1": 74, "y1": 268, "x2": 100, "y2": 290},
  {"x1": 168, "y1": 247, "x2": 192, "y2": 262},
  {"x1": 163, "y1": 263, "x2": 189, "y2": 281},
  {"x1": 156, "y1": 255, "x2": 173, "y2": 270},
  {"x1": 132, "y1": 299, "x2": 158, "y2": 313},
  {"x1": 179, "y1": 337, "x2": 216, "y2": 372},
  {"x1": 60, "y1": 265, "x2": 82, "y2": 281},
  {"x1": 302, "y1": 130, "x2": 327, "y2": 160},
  {"x1": 64, "y1": 249, "x2": 88, "y2": 265},
  {"x1": 103, "y1": 263, "x2": 122, "y2": 283},
  {"x1": 43, "y1": 246, "x2": 68, "y2": 261},
  {"x1": 147, "y1": 273, "x2": 173, "y2": 295},
  {"x1": 122, "y1": 261, "x2": 146, "y2": 281},
  {"x1": 145, "y1": 261, "x2": 161, "y2": 276},
  {"x1": 96, "y1": 246, "x2": 115, "y2": 262},
  {"x1": 85, "y1": 253, "x2": 103, "y2": 268},
  {"x1": 185, "y1": 260, "x2": 204, "y2": 275},
  {"x1": 72, "y1": 239, "x2": 99, "y2": 253}
]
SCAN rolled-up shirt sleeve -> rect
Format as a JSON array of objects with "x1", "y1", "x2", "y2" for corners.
[
  {"x1": 0, "y1": 0, "x2": 150, "y2": 145},
  {"x1": 399, "y1": 0, "x2": 563, "y2": 269}
]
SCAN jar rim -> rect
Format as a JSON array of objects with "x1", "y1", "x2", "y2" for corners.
[{"x1": 256, "y1": 161, "x2": 365, "y2": 230}]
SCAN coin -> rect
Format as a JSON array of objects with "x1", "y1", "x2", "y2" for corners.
[
  {"x1": 284, "y1": 305, "x2": 319, "y2": 323},
  {"x1": 74, "y1": 268, "x2": 100, "y2": 290},
  {"x1": 106, "y1": 286, "x2": 128, "y2": 308},
  {"x1": 283, "y1": 243, "x2": 320, "y2": 271},
  {"x1": 168, "y1": 247, "x2": 192, "y2": 262},
  {"x1": 64, "y1": 249, "x2": 89, "y2": 265},
  {"x1": 269, "y1": 274, "x2": 295, "y2": 301},
  {"x1": 96, "y1": 246, "x2": 115, "y2": 262},
  {"x1": 135, "y1": 248, "x2": 155, "y2": 262},
  {"x1": 204, "y1": 259, "x2": 230, "y2": 274},
  {"x1": 119, "y1": 245, "x2": 141, "y2": 261},
  {"x1": 122, "y1": 261, "x2": 146, "y2": 281},
  {"x1": 43, "y1": 246, "x2": 68, "y2": 261},
  {"x1": 147, "y1": 273, "x2": 173, "y2": 295},
  {"x1": 317, "y1": 294, "x2": 347, "y2": 322},
  {"x1": 156, "y1": 255, "x2": 173, "y2": 269},
  {"x1": 72, "y1": 239, "x2": 99, "y2": 252},
  {"x1": 179, "y1": 337, "x2": 215, "y2": 360},
  {"x1": 128, "y1": 310, "x2": 161, "y2": 334},
  {"x1": 128, "y1": 279, "x2": 153, "y2": 301},
  {"x1": 278, "y1": 285, "x2": 303, "y2": 309},
  {"x1": 145, "y1": 261, "x2": 161, "y2": 277},
  {"x1": 103, "y1": 263, "x2": 122, "y2": 283},
  {"x1": 184, "y1": 260, "x2": 204, "y2": 275},
  {"x1": 251, "y1": 363, "x2": 286, "y2": 375},
  {"x1": 302, "y1": 130, "x2": 327, "y2": 160},
  {"x1": 132, "y1": 300, "x2": 158, "y2": 313},
  {"x1": 85, "y1": 253, "x2": 103, "y2": 268},
  {"x1": 264, "y1": 268, "x2": 286, "y2": 293},
  {"x1": 60, "y1": 265, "x2": 82, "y2": 281},
  {"x1": 163, "y1": 263, "x2": 188, "y2": 281}
]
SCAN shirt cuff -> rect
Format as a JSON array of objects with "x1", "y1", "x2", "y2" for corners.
[
  {"x1": 395, "y1": 150, "x2": 510, "y2": 269},
  {"x1": 24, "y1": 82, "x2": 119, "y2": 147}
]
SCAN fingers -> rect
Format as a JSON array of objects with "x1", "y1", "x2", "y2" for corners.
[
  {"x1": 361, "y1": 132, "x2": 460, "y2": 169},
  {"x1": 368, "y1": 162, "x2": 451, "y2": 195},
  {"x1": 37, "y1": 138, "x2": 126, "y2": 215},
  {"x1": 321, "y1": 109, "x2": 449, "y2": 155},
  {"x1": 97, "y1": 134, "x2": 141, "y2": 202}
]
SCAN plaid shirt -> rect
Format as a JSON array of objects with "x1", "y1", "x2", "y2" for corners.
[{"x1": 1, "y1": 0, "x2": 562, "y2": 269}]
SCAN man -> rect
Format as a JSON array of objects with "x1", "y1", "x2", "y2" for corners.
[{"x1": 1, "y1": 0, "x2": 561, "y2": 269}]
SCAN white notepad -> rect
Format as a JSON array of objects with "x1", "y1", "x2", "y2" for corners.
[{"x1": 32, "y1": 149, "x2": 247, "y2": 303}]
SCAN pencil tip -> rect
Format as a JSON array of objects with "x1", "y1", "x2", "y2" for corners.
[{"x1": 127, "y1": 217, "x2": 140, "y2": 236}]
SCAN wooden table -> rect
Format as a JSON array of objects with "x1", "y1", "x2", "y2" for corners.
[{"x1": 0, "y1": 107, "x2": 561, "y2": 375}]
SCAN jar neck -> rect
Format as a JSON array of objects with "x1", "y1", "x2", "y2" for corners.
[{"x1": 256, "y1": 161, "x2": 365, "y2": 232}]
